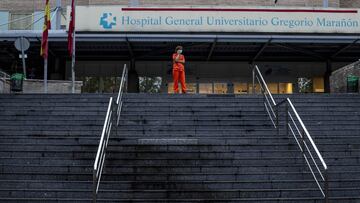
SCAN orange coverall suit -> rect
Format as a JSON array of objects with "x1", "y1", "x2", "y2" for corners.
[{"x1": 172, "y1": 53, "x2": 187, "y2": 93}]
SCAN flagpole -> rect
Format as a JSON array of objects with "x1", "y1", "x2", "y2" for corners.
[
  {"x1": 71, "y1": 30, "x2": 75, "y2": 93},
  {"x1": 71, "y1": 0, "x2": 76, "y2": 94},
  {"x1": 41, "y1": 0, "x2": 50, "y2": 94},
  {"x1": 44, "y1": 57, "x2": 48, "y2": 93}
]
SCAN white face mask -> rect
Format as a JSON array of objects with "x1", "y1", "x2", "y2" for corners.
[{"x1": 177, "y1": 50, "x2": 183, "y2": 54}]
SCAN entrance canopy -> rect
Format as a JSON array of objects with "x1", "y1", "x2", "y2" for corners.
[
  {"x1": 0, "y1": 31, "x2": 360, "y2": 63},
  {"x1": 1, "y1": 6, "x2": 360, "y2": 64}
]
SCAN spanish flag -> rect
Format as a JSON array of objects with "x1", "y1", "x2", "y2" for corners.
[
  {"x1": 68, "y1": 0, "x2": 75, "y2": 57},
  {"x1": 40, "y1": 0, "x2": 51, "y2": 58}
]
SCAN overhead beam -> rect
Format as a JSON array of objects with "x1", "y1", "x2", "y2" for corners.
[
  {"x1": 251, "y1": 39, "x2": 271, "y2": 64},
  {"x1": 126, "y1": 37, "x2": 134, "y2": 59},
  {"x1": 135, "y1": 42, "x2": 209, "y2": 60},
  {"x1": 331, "y1": 39, "x2": 359, "y2": 59},
  {"x1": 273, "y1": 43, "x2": 326, "y2": 60},
  {"x1": 207, "y1": 39, "x2": 217, "y2": 61}
]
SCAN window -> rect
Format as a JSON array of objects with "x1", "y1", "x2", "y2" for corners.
[
  {"x1": 199, "y1": 83, "x2": 213, "y2": 94},
  {"x1": 268, "y1": 83, "x2": 279, "y2": 94},
  {"x1": 0, "y1": 12, "x2": 9, "y2": 31},
  {"x1": 186, "y1": 83, "x2": 197, "y2": 94},
  {"x1": 313, "y1": 77, "x2": 324, "y2": 93},
  {"x1": 279, "y1": 83, "x2": 293, "y2": 94},
  {"x1": 10, "y1": 13, "x2": 32, "y2": 30},
  {"x1": 214, "y1": 83, "x2": 227, "y2": 94},
  {"x1": 234, "y1": 83, "x2": 248, "y2": 94},
  {"x1": 248, "y1": 83, "x2": 261, "y2": 94}
]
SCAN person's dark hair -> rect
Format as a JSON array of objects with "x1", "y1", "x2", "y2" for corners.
[{"x1": 175, "y1": 46, "x2": 183, "y2": 52}]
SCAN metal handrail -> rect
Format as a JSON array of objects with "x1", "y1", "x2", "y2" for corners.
[
  {"x1": 116, "y1": 64, "x2": 128, "y2": 126},
  {"x1": 252, "y1": 65, "x2": 329, "y2": 202},
  {"x1": 252, "y1": 65, "x2": 277, "y2": 128},
  {"x1": 93, "y1": 97, "x2": 114, "y2": 203},
  {"x1": 0, "y1": 70, "x2": 10, "y2": 79},
  {"x1": 276, "y1": 98, "x2": 328, "y2": 202},
  {"x1": 92, "y1": 64, "x2": 128, "y2": 203},
  {"x1": 0, "y1": 70, "x2": 11, "y2": 94}
]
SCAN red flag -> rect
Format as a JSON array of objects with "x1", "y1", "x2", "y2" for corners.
[
  {"x1": 68, "y1": 0, "x2": 75, "y2": 57},
  {"x1": 40, "y1": 0, "x2": 51, "y2": 58}
]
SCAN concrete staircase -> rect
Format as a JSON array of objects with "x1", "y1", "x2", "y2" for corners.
[
  {"x1": 0, "y1": 93, "x2": 359, "y2": 202},
  {"x1": 0, "y1": 94, "x2": 109, "y2": 202}
]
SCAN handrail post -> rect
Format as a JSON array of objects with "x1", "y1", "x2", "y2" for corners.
[
  {"x1": 252, "y1": 67, "x2": 255, "y2": 94},
  {"x1": 276, "y1": 106, "x2": 279, "y2": 135},
  {"x1": 301, "y1": 130, "x2": 306, "y2": 167},
  {"x1": 93, "y1": 169, "x2": 97, "y2": 203},
  {"x1": 285, "y1": 103, "x2": 289, "y2": 139},
  {"x1": 112, "y1": 99, "x2": 118, "y2": 136},
  {"x1": 262, "y1": 88, "x2": 266, "y2": 112},
  {"x1": 126, "y1": 66, "x2": 128, "y2": 93},
  {"x1": 324, "y1": 169, "x2": 329, "y2": 203}
]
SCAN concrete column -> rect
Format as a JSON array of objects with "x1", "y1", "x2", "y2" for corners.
[
  {"x1": 293, "y1": 79, "x2": 299, "y2": 93},
  {"x1": 129, "y1": 0, "x2": 139, "y2": 7},
  {"x1": 324, "y1": 60, "x2": 332, "y2": 93},
  {"x1": 196, "y1": 77, "x2": 200, "y2": 94},
  {"x1": 227, "y1": 82, "x2": 234, "y2": 94},
  {"x1": 127, "y1": 59, "x2": 139, "y2": 93},
  {"x1": 160, "y1": 63, "x2": 169, "y2": 93},
  {"x1": 323, "y1": 0, "x2": 329, "y2": 7},
  {"x1": 56, "y1": 0, "x2": 62, "y2": 30},
  {"x1": 99, "y1": 77, "x2": 104, "y2": 93}
]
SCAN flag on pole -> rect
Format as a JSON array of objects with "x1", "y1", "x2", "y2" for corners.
[
  {"x1": 40, "y1": 0, "x2": 51, "y2": 58},
  {"x1": 68, "y1": 0, "x2": 75, "y2": 56}
]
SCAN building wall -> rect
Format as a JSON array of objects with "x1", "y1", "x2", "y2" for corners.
[
  {"x1": 340, "y1": 0, "x2": 360, "y2": 8},
  {"x1": 330, "y1": 61, "x2": 360, "y2": 93},
  {"x1": 3, "y1": 0, "x2": 359, "y2": 13}
]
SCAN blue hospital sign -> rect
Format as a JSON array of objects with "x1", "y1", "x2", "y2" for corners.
[
  {"x1": 100, "y1": 13, "x2": 117, "y2": 29},
  {"x1": 68, "y1": 6, "x2": 360, "y2": 34}
]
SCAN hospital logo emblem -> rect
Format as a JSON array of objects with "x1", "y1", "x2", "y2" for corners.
[{"x1": 100, "y1": 13, "x2": 117, "y2": 29}]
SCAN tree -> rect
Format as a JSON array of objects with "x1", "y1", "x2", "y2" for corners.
[
  {"x1": 298, "y1": 78, "x2": 313, "y2": 93},
  {"x1": 139, "y1": 77, "x2": 162, "y2": 93}
]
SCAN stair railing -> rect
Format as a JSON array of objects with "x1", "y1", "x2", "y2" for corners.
[
  {"x1": 252, "y1": 64, "x2": 329, "y2": 202},
  {"x1": 93, "y1": 64, "x2": 128, "y2": 203},
  {"x1": 276, "y1": 98, "x2": 328, "y2": 202},
  {"x1": 0, "y1": 70, "x2": 10, "y2": 93},
  {"x1": 116, "y1": 64, "x2": 128, "y2": 126},
  {"x1": 252, "y1": 65, "x2": 277, "y2": 128},
  {"x1": 92, "y1": 97, "x2": 114, "y2": 203}
]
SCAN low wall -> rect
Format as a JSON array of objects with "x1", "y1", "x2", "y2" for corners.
[
  {"x1": 1, "y1": 79, "x2": 83, "y2": 93},
  {"x1": 330, "y1": 61, "x2": 360, "y2": 93},
  {"x1": 0, "y1": 78, "x2": 10, "y2": 93}
]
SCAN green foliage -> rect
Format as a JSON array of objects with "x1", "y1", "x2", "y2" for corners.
[
  {"x1": 139, "y1": 77, "x2": 162, "y2": 93},
  {"x1": 81, "y1": 77, "x2": 120, "y2": 93},
  {"x1": 298, "y1": 78, "x2": 312, "y2": 93}
]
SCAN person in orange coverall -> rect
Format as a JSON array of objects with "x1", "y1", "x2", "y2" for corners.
[{"x1": 172, "y1": 46, "x2": 187, "y2": 94}]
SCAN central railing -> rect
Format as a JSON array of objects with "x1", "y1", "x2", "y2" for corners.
[
  {"x1": 93, "y1": 64, "x2": 128, "y2": 203},
  {"x1": 252, "y1": 65, "x2": 329, "y2": 202}
]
